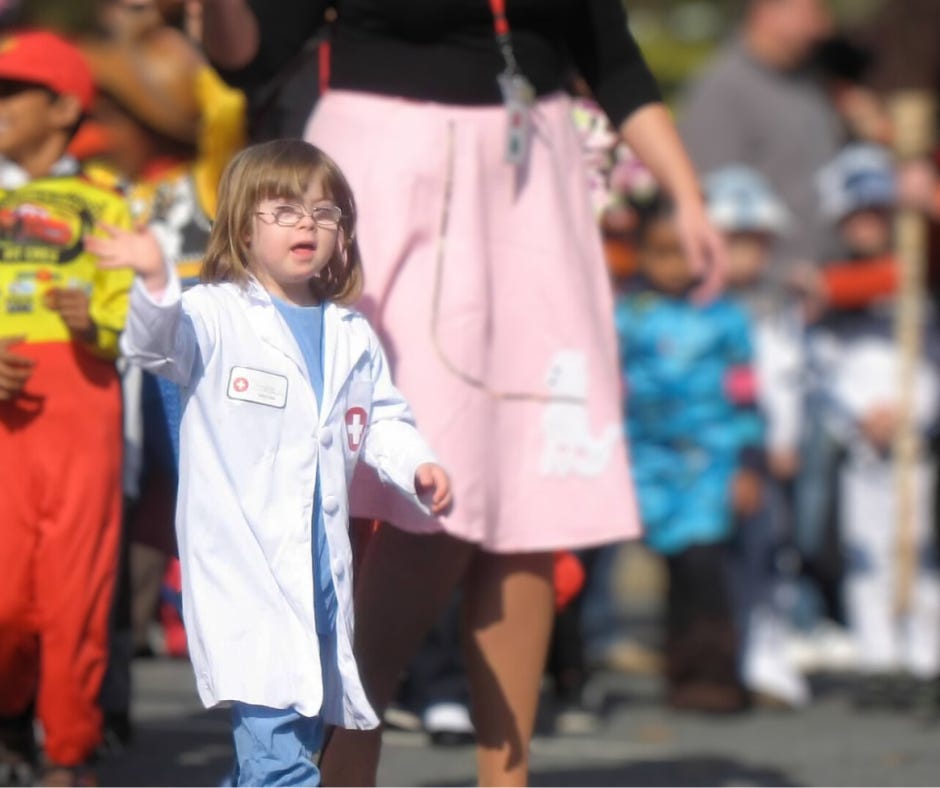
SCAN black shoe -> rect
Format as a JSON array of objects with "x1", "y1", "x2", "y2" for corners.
[
  {"x1": 0, "y1": 708, "x2": 36, "y2": 787},
  {"x1": 0, "y1": 756, "x2": 33, "y2": 788},
  {"x1": 908, "y1": 677, "x2": 940, "y2": 721},
  {"x1": 888, "y1": 673, "x2": 919, "y2": 712},
  {"x1": 100, "y1": 710, "x2": 133, "y2": 756},
  {"x1": 853, "y1": 673, "x2": 895, "y2": 710}
]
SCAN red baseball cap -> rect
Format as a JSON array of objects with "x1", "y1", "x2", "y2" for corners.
[{"x1": 0, "y1": 31, "x2": 95, "y2": 112}]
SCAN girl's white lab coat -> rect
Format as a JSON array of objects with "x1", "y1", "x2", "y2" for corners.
[{"x1": 121, "y1": 270, "x2": 437, "y2": 728}]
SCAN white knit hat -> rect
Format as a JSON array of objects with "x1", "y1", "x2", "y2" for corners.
[{"x1": 704, "y1": 165, "x2": 790, "y2": 236}]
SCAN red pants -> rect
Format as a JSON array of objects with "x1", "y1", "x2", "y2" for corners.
[{"x1": 0, "y1": 342, "x2": 122, "y2": 766}]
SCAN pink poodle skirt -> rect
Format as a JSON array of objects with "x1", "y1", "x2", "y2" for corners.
[{"x1": 306, "y1": 90, "x2": 641, "y2": 553}]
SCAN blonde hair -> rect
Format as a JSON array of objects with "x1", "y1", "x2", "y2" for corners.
[{"x1": 202, "y1": 139, "x2": 363, "y2": 305}]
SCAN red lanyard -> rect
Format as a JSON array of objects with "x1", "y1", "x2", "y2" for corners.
[
  {"x1": 487, "y1": 0, "x2": 520, "y2": 75},
  {"x1": 488, "y1": 0, "x2": 510, "y2": 37}
]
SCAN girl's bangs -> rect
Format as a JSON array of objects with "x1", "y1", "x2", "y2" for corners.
[{"x1": 253, "y1": 155, "x2": 332, "y2": 204}]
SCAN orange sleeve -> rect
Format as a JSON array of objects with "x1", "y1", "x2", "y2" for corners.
[{"x1": 822, "y1": 257, "x2": 897, "y2": 308}]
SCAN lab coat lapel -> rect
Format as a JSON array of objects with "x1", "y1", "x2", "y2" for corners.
[
  {"x1": 242, "y1": 281, "x2": 310, "y2": 386},
  {"x1": 321, "y1": 304, "x2": 366, "y2": 423}
]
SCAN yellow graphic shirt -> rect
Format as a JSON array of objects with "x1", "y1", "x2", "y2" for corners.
[{"x1": 0, "y1": 171, "x2": 133, "y2": 358}]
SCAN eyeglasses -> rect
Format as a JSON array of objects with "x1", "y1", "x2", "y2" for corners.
[{"x1": 255, "y1": 204, "x2": 343, "y2": 229}]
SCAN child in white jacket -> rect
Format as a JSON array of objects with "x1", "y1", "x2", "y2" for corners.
[
  {"x1": 811, "y1": 144, "x2": 940, "y2": 707},
  {"x1": 88, "y1": 139, "x2": 452, "y2": 786}
]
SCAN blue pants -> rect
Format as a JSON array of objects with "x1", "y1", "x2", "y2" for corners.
[{"x1": 229, "y1": 704, "x2": 324, "y2": 787}]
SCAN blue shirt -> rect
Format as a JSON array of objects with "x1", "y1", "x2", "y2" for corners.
[{"x1": 272, "y1": 296, "x2": 337, "y2": 635}]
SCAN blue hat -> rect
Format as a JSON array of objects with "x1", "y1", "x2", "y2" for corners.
[
  {"x1": 816, "y1": 144, "x2": 895, "y2": 223},
  {"x1": 703, "y1": 165, "x2": 790, "y2": 236}
]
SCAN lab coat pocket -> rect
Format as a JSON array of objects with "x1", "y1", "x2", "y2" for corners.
[{"x1": 221, "y1": 397, "x2": 284, "y2": 461}]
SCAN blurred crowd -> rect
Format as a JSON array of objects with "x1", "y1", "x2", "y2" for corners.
[
  {"x1": 575, "y1": 0, "x2": 940, "y2": 724},
  {"x1": 0, "y1": 0, "x2": 939, "y2": 784}
]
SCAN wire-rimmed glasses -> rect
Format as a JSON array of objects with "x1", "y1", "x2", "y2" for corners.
[{"x1": 256, "y1": 204, "x2": 343, "y2": 229}]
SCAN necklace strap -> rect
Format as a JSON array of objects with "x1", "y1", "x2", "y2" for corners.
[{"x1": 487, "y1": 0, "x2": 520, "y2": 74}]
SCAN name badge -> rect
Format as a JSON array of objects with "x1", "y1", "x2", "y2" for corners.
[
  {"x1": 497, "y1": 71, "x2": 535, "y2": 167},
  {"x1": 227, "y1": 366, "x2": 288, "y2": 408}
]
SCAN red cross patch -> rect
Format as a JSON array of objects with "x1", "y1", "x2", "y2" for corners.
[
  {"x1": 233, "y1": 376, "x2": 249, "y2": 393},
  {"x1": 345, "y1": 407, "x2": 367, "y2": 451}
]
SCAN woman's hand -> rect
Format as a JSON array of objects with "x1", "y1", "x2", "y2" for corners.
[
  {"x1": 675, "y1": 197, "x2": 727, "y2": 303},
  {"x1": 87, "y1": 223, "x2": 168, "y2": 295},
  {"x1": 620, "y1": 104, "x2": 727, "y2": 301},
  {"x1": 415, "y1": 463, "x2": 453, "y2": 515}
]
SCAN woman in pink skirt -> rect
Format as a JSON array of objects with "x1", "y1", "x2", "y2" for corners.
[{"x1": 204, "y1": 1, "x2": 724, "y2": 784}]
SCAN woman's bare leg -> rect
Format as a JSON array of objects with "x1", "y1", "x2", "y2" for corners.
[
  {"x1": 320, "y1": 524, "x2": 475, "y2": 786},
  {"x1": 461, "y1": 551, "x2": 555, "y2": 787}
]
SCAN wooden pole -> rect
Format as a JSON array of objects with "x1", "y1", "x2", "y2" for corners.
[{"x1": 890, "y1": 91, "x2": 935, "y2": 615}]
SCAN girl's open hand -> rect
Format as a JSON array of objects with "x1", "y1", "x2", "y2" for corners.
[
  {"x1": 87, "y1": 223, "x2": 167, "y2": 293},
  {"x1": 415, "y1": 463, "x2": 453, "y2": 515}
]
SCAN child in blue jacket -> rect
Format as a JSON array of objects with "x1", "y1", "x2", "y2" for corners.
[{"x1": 616, "y1": 194, "x2": 763, "y2": 712}]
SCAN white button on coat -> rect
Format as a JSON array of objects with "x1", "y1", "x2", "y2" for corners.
[{"x1": 121, "y1": 269, "x2": 438, "y2": 729}]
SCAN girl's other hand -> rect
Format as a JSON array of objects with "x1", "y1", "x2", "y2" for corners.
[
  {"x1": 415, "y1": 463, "x2": 453, "y2": 515},
  {"x1": 88, "y1": 223, "x2": 168, "y2": 294}
]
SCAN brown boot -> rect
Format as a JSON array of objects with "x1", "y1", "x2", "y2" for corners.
[{"x1": 668, "y1": 680, "x2": 749, "y2": 714}]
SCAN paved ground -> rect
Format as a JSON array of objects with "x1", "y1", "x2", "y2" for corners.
[{"x1": 98, "y1": 657, "x2": 940, "y2": 787}]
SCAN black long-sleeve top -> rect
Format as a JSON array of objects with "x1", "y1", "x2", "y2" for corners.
[{"x1": 236, "y1": 0, "x2": 660, "y2": 127}]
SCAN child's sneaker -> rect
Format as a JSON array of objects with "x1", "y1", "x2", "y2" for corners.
[
  {"x1": 422, "y1": 701, "x2": 475, "y2": 746},
  {"x1": 744, "y1": 649, "x2": 811, "y2": 709},
  {"x1": 786, "y1": 620, "x2": 857, "y2": 673},
  {"x1": 553, "y1": 699, "x2": 601, "y2": 735}
]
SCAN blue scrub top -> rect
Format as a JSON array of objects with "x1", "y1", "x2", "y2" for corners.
[{"x1": 272, "y1": 296, "x2": 337, "y2": 634}]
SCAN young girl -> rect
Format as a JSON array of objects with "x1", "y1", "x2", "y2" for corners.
[{"x1": 88, "y1": 138, "x2": 452, "y2": 786}]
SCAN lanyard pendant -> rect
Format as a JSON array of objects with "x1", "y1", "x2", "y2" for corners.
[{"x1": 498, "y1": 70, "x2": 535, "y2": 167}]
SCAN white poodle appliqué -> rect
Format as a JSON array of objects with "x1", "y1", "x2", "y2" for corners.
[{"x1": 540, "y1": 350, "x2": 620, "y2": 476}]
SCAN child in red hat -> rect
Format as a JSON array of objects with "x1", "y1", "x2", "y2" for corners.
[{"x1": 0, "y1": 29, "x2": 133, "y2": 787}]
